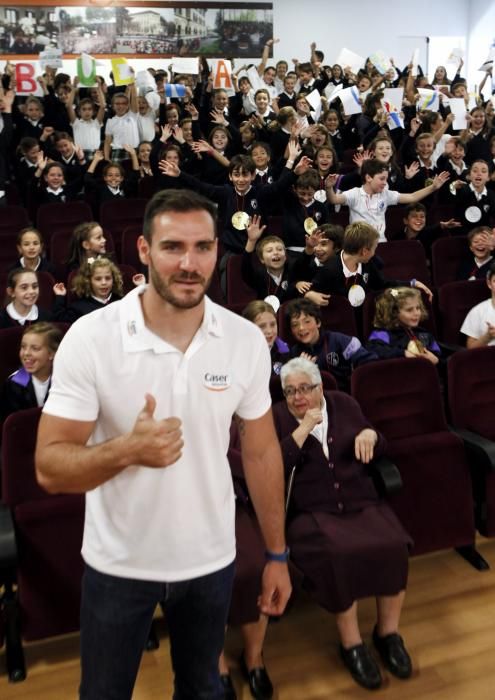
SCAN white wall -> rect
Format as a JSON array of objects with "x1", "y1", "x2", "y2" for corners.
[
  {"x1": 269, "y1": 0, "x2": 469, "y2": 75},
  {"x1": 466, "y1": 0, "x2": 495, "y2": 96}
]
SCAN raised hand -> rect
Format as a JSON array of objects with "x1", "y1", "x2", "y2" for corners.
[
  {"x1": 127, "y1": 394, "x2": 183, "y2": 469},
  {"x1": 160, "y1": 124, "x2": 173, "y2": 142},
  {"x1": 158, "y1": 159, "x2": 180, "y2": 177},
  {"x1": 246, "y1": 214, "x2": 267, "y2": 242},
  {"x1": 432, "y1": 171, "x2": 450, "y2": 189},
  {"x1": 404, "y1": 161, "x2": 420, "y2": 179},
  {"x1": 53, "y1": 282, "x2": 67, "y2": 296}
]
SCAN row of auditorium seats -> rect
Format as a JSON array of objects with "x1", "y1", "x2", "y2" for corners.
[{"x1": 2, "y1": 352, "x2": 495, "y2": 680}]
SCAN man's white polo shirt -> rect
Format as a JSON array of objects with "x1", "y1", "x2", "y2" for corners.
[
  {"x1": 343, "y1": 186, "x2": 400, "y2": 241},
  {"x1": 43, "y1": 287, "x2": 272, "y2": 581}
]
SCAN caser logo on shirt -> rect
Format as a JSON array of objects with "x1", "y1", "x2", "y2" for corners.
[{"x1": 204, "y1": 373, "x2": 231, "y2": 391}]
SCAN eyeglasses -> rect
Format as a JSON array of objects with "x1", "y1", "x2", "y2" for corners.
[{"x1": 283, "y1": 384, "x2": 318, "y2": 398}]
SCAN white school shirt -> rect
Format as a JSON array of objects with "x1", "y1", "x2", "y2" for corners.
[
  {"x1": 43, "y1": 287, "x2": 272, "y2": 581},
  {"x1": 72, "y1": 118, "x2": 102, "y2": 151},
  {"x1": 32, "y1": 375, "x2": 50, "y2": 407},
  {"x1": 137, "y1": 111, "x2": 156, "y2": 142},
  {"x1": 105, "y1": 111, "x2": 140, "y2": 149},
  {"x1": 460, "y1": 298, "x2": 495, "y2": 345},
  {"x1": 342, "y1": 186, "x2": 400, "y2": 242}
]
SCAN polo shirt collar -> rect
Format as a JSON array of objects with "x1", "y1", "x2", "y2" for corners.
[{"x1": 120, "y1": 286, "x2": 224, "y2": 354}]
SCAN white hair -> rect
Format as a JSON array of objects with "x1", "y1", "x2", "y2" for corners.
[{"x1": 280, "y1": 357, "x2": 322, "y2": 389}]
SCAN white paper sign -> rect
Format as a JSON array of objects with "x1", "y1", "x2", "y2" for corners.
[
  {"x1": 479, "y1": 48, "x2": 495, "y2": 72},
  {"x1": 245, "y1": 65, "x2": 266, "y2": 92},
  {"x1": 171, "y1": 57, "x2": 199, "y2": 75},
  {"x1": 447, "y1": 48, "x2": 464, "y2": 64},
  {"x1": 339, "y1": 86, "x2": 362, "y2": 116},
  {"x1": 411, "y1": 49, "x2": 420, "y2": 77},
  {"x1": 369, "y1": 50, "x2": 392, "y2": 75},
  {"x1": 417, "y1": 88, "x2": 440, "y2": 112},
  {"x1": 39, "y1": 48, "x2": 62, "y2": 70},
  {"x1": 208, "y1": 59, "x2": 235, "y2": 96},
  {"x1": 324, "y1": 82, "x2": 343, "y2": 101},
  {"x1": 305, "y1": 88, "x2": 322, "y2": 121},
  {"x1": 135, "y1": 70, "x2": 156, "y2": 92},
  {"x1": 15, "y1": 62, "x2": 44, "y2": 96},
  {"x1": 383, "y1": 88, "x2": 404, "y2": 110},
  {"x1": 336, "y1": 48, "x2": 365, "y2": 75},
  {"x1": 449, "y1": 98, "x2": 467, "y2": 129}
]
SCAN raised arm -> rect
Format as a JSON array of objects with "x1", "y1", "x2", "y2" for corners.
[
  {"x1": 398, "y1": 171, "x2": 450, "y2": 204},
  {"x1": 35, "y1": 394, "x2": 183, "y2": 494}
]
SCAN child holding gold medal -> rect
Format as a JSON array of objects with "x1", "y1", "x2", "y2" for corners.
[{"x1": 366, "y1": 287, "x2": 440, "y2": 363}]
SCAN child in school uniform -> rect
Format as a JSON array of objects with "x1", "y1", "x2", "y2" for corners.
[
  {"x1": 65, "y1": 221, "x2": 107, "y2": 271},
  {"x1": 50, "y1": 131, "x2": 87, "y2": 189},
  {"x1": 390, "y1": 203, "x2": 461, "y2": 256},
  {"x1": 366, "y1": 287, "x2": 440, "y2": 363},
  {"x1": 457, "y1": 226, "x2": 494, "y2": 281},
  {"x1": 281, "y1": 169, "x2": 331, "y2": 255},
  {"x1": 1, "y1": 321, "x2": 63, "y2": 421},
  {"x1": 286, "y1": 298, "x2": 377, "y2": 390},
  {"x1": 103, "y1": 88, "x2": 140, "y2": 163},
  {"x1": 0, "y1": 269, "x2": 53, "y2": 329},
  {"x1": 242, "y1": 299, "x2": 290, "y2": 377},
  {"x1": 327, "y1": 159, "x2": 450, "y2": 242},
  {"x1": 30, "y1": 158, "x2": 83, "y2": 209},
  {"x1": 292, "y1": 224, "x2": 344, "y2": 306},
  {"x1": 53, "y1": 257, "x2": 123, "y2": 323},
  {"x1": 241, "y1": 215, "x2": 298, "y2": 304},
  {"x1": 84, "y1": 148, "x2": 139, "y2": 206},
  {"x1": 9, "y1": 227, "x2": 56, "y2": 276},
  {"x1": 455, "y1": 160, "x2": 495, "y2": 233},
  {"x1": 66, "y1": 80, "x2": 106, "y2": 162}
]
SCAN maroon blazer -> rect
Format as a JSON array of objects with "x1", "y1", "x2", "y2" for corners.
[{"x1": 272, "y1": 392, "x2": 386, "y2": 515}]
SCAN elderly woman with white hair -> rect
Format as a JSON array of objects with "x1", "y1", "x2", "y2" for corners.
[{"x1": 272, "y1": 357, "x2": 413, "y2": 691}]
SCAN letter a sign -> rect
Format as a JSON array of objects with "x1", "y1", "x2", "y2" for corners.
[{"x1": 210, "y1": 59, "x2": 234, "y2": 96}]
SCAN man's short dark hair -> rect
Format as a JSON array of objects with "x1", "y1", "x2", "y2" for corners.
[{"x1": 143, "y1": 189, "x2": 217, "y2": 243}]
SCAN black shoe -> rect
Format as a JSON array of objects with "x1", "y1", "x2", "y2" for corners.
[
  {"x1": 340, "y1": 642, "x2": 382, "y2": 690},
  {"x1": 372, "y1": 626, "x2": 412, "y2": 679},
  {"x1": 239, "y1": 653, "x2": 274, "y2": 700},
  {"x1": 220, "y1": 672, "x2": 237, "y2": 700}
]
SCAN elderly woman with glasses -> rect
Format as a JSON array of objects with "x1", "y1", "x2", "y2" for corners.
[{"x1": 272, "y1": 357, "x2": 413, "y2": 691}]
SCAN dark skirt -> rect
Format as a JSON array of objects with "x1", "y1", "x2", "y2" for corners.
[
  {"x1": 287, "y1": 503, "x2": 412, "y2": 614},
  {"x1": 228, "y1": 500, "x2": 265, "y2": 626}
]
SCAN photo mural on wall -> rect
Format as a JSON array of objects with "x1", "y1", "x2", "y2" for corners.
[{"x1": 0, "y1": 2, "x2": 273, "y2": 57}]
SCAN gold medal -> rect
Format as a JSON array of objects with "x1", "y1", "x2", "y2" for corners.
[
  {"x1": 424, "y1": 178, "x2": 434, "y2": 187},
  {"x1": 304, "y1": 217, "x2": 317, "y2": 234},
  {"x1": 231, "y1": 211, "x2": 249, "y2": 230},
  {"x1": 406, "y1": 339, "x2": 425, "y2": 355}
]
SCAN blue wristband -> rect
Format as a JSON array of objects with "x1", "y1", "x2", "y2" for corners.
[{"x1": 265, "y1": 547, "x2": 290, "y2": 563}]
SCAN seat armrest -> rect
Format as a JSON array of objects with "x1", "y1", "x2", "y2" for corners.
[
  {"x1": 450, "y1": 427, "x2": 495, "y2": 471},
  {"x1": 369, "y1": 456, "x2": 402, "y2": 496},
  {"x1": 0, "y1": 502, "x2": 17, "y2": 571}
]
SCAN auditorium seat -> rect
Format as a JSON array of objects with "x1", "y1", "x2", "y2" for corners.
[
  {"x1": 351, "y1": 358, "x2": 478, "y2": 563},
  {"x1": 1, "y1": 407, "x2": 85, "y2": 679},
  {"x1": 36, "y1": 202, "x2": 94, "y2": 249},
  {"x1": 376, "y1": 239, "x2": 431, "y2": 285},
  {"x1": 226, "y1": 254, "x2": 257, "y2": 306},
  {"x1": 431, "y1": 236, "x2": 470, "y2": 288},
  {"x1": 437, "y1": 279, "x2": 490, "y2": 344},
  {"x1": 448, "y1": 347, "x2": 495, "y2": 538},
  {"x1": 0, "y1": 205, "x2": 30, "y2": 235}
]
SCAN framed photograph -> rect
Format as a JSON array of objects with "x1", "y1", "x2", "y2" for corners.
[{"x1": 0, "y1": 2, "x2": 273, "y2": 58}]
